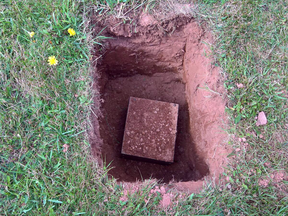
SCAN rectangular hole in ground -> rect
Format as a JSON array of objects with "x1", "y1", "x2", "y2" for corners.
[{"x1": 95, "y1": 40, "x2": 210, "y2": 183}]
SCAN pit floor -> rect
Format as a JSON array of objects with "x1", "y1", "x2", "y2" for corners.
[{"x1": 98, "y1": 71, "x2": 209, "y2": 183}]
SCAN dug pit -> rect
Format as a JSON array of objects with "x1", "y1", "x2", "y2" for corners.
[{"x1": 91, "y1": 15, "x2": 229, "y2": 190}]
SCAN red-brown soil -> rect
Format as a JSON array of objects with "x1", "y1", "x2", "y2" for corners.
[{"x1": 90, "y1": 13, "x2": 230, "y2": 191}]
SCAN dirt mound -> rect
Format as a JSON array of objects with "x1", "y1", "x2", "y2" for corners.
[{"x1": 90, "y1": 13, "x2": 229, "y2": 191}]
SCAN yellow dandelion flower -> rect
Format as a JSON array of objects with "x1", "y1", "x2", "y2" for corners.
[
  {"x1": 29, "y1": 31, "x2": 35, "y2": 38},
  {"x1": 48, "y1": 56, "x2": 58, "y2": 66},
  {"x1": 67, "y1": 28, "x2": 76, "y2": 36}
]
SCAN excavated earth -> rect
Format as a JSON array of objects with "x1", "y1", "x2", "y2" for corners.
[{"x1": 90, "y1": 13, "x2": 229, "y2": 191}]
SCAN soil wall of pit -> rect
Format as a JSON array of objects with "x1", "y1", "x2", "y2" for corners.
[{"x1": 90, "y1": 15, "x2": 229, "y2": 190}]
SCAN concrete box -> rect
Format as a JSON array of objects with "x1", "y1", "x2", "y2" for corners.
[{"x1": 121, "y1": 97, "x2": 179, "y2": 163}]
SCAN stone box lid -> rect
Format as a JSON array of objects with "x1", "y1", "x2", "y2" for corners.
[{"x1": 121, "y1": 97, "x2": 179, "y2": 163}]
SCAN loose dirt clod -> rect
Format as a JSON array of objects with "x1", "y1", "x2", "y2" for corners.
[
  {"x1": 256, "y1": 111, "x2": 268, "y2": 126},
  {"x1": 91, "y1": 14, "x2": 229, "y2": 191}
]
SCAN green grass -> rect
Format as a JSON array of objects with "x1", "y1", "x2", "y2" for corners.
[
  {"x1": 194, "y1": 0, "x2": 288, "y2": 214},
  {"x1": 1, "y1": 0, "x2": 287, "y2": 215},
  {"x1": 0, "y1": 0, "x2": 111, "y2": 214}
]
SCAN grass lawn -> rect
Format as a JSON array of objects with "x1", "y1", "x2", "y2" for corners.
[{"x1": 0, "y1": 0, "x2": 287, "y2": 215}]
